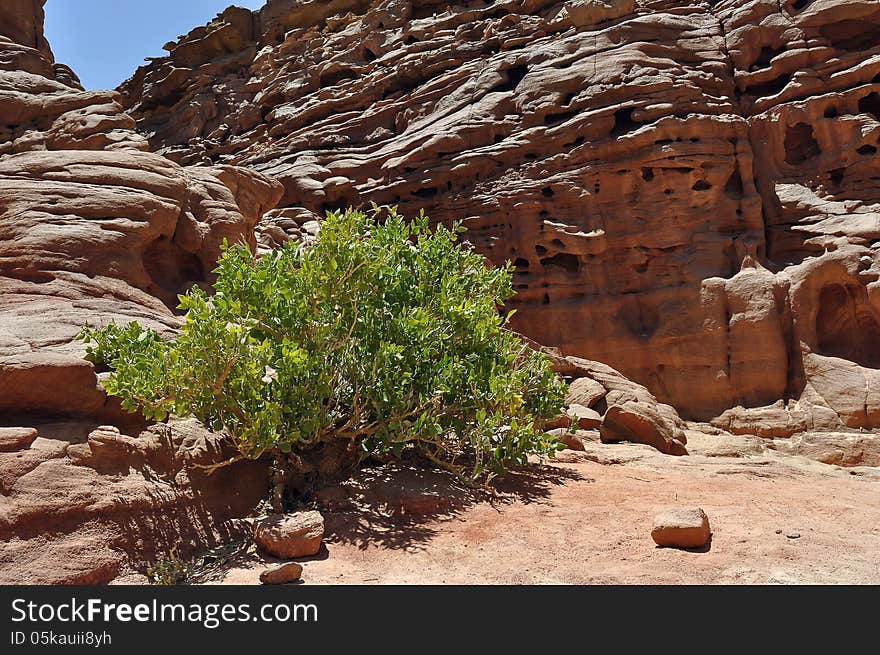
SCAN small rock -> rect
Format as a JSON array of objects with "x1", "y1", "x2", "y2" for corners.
[
  {"x1": 260, "y1": 562, "x2": 303, "y2": 585},
  {"x1": 651, "y1": 507, "x2": 711, "y2": 549},
  {"x1": 254, "y1": 511, "x2": 325, "y2": 559},
  {"x1": 775, "y1": 529, "x2": 783, "y2": 534},
  {"x1": 786, "y1": 532, "x2": 801, "y2": 540},
  {"x1": 0, "y1": 427, "x2": 38, "y2": 452}
]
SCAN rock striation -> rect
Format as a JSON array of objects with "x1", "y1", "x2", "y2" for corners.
[{"x1": 120, "y1": 0, "x2": 880, "y2": 433}]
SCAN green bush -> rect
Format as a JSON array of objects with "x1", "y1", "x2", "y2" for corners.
[{"x1": 79, "y1": 207, "x2": 565, "y2": 485}]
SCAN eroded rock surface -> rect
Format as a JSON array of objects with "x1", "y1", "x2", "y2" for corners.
[{"x1": 121, "y1": 0, "x2": 880, "y2": 430}]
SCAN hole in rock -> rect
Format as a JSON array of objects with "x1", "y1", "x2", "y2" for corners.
[
  {"x1": 412, "y1": 5, "x2": 438, "y2": 19},
  {"x1": 543, "y1": 294, "x2": 551, "y2": 305},
  {"x1": 404, "y1": 35, "x2": 419, "y2": 45},
  {"x1": 751, "y1": 45, "x2": 783, "y2": 71},
  {"x1": 381, "y1": 75, "x2": 422, "y2": 100},
  {"x1": 319, "y1": 68, "x2": 357, "y2": 87},
  {"x1": 859, "y1": 92, "x2": 880, "y2": 121},
  {"x1": 824, "y1": 106, "x2": 839, "y2": 118},
  {"x1": 14, "y1": 270, "x2": 54, "y2": 284},
  {"x1": 745, "y1": 73, "x2": 791, "y2": 97},
  {"x1": 641, "y1": 167, "x2": 654, "y2": 181},
  {"x1": 363, "y1": 47, "x2": 377, "y2": 62},
  {"x1": 784, "y1": 122, "x2": 821, "y2": 164},
  {"x1": 829, "y1": 168, "x2": 845, "y2": 185},
  {"x1": 857, "y1": 144, "x2": 877, "y2": 155},
  {"x1": 725, "y1": 168, "x2": 743, "y2": 196},
  {"x1": 494, "y1": 64, "x2": 528, "y2": 93},
  {"x1": 816, "y1": 283, "x2": 880, "y2": 368},
  {"x1": 535, "y1": 245, "x2": 548, "y2": 256},
  {"x1": 551, "y1": 239, "x2": 566, "y2": 249},
  {"x1": 514, "y1": 258, "x2": 530, "y2": 269},
  {"x1": 611, "y1": 107, "x2": 641, "y2": 137},
  {"x1": 541, "y1": 253, "x2": 580, "y2": 273},
  {"x1": 692, "y1": 180, "x2": 712, "y2": 191},
  {"x1": 412, "y1": 187, "x2": 438, "y2": 199},
  {"x1": 792, "y1": 0, "x2": 809, "y2": 9},
  {"x1": 541, "y1": 186, "x2": 555, "y2": 197},
  {"x1": 544, "y1": 109, "x2": 579, "y2": 127}
]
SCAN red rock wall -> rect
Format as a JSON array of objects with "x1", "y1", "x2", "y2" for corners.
[{"x1": 120, "y1": 0, "x2": 880, "y2": 425}]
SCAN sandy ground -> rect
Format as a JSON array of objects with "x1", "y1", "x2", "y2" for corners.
[{"x1": 194, "y1": 433, "x2": 880, "y2": 585}]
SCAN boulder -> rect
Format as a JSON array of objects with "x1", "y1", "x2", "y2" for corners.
[
  {"x1": 567, "y1": 404, "x2": 602, "y2": 429},
  {"x1": 601, "y1": 400, "x2": 688, "y2": 456},
  {"x1": 254, "y1": 511, "x2": 325, "y2": 559},
  {"x1": 651, "y1": 508, "x2": 711, "y2": 549},
  {"x1": 0, "y1": 427, "x2": 37, "y2": 452},
  {"x1": 259, "y1": 562, "x2": 304, "y2": 585},
  {"x1": 565, "y1": 377, "x2": 607, "y2": 409}
]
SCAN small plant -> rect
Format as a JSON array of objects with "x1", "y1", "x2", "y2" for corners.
[
  {"x1": 79, "y1": 207, "x2": 565, "y2": 497},
  {"x1": 146, "y1": 547, "x2": 189, "y2": 586}
]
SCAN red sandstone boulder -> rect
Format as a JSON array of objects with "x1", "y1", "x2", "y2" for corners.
[
  {"x1": 0, "y1": 427, "x2": 37, "y2": 452},
  {"x1": 260, "y1": 562, "x2": 304, "y2": 585},
  {"x1": 601, "y1": 401, "x2": 689, "y2": 457},
  {"x1": 651, "y1": 508, "x2": 711, "y2": 549},
  {"x1": 254, "y1": 511, "x2": 325, "y2": 560},
  {"x1": 565, "y1": 377, "x2": 607, "y2": 409}
]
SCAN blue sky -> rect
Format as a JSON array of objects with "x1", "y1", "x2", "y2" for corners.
[{"x1": 45, "y1": 1, "x2": 266, "y2": 90}]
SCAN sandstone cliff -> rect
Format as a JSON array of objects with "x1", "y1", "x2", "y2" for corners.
[{"x1": 120, "y1": 0, "x2": 880, "y2": 432}]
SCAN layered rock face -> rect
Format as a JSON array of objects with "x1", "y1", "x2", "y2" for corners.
[
  {"x1": 120, "y1": 0, "x2": 880, "y2": 431},
  {"x1": 0, "y1": 1, "x2": 282, "y2": 582}
]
